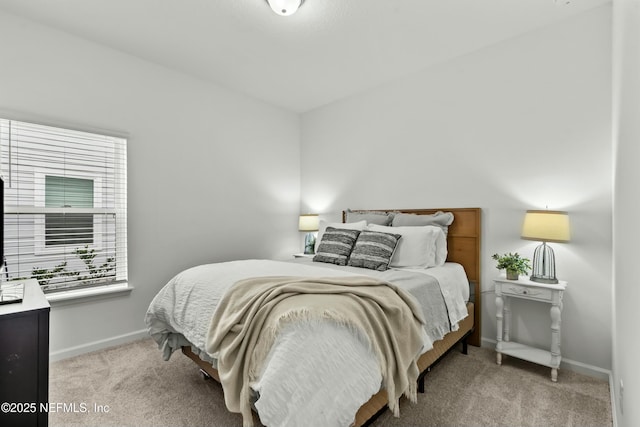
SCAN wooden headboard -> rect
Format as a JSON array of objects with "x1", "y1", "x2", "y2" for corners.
[{"x1": 342, "y1": 208, "x2": 482, "y2": 346}]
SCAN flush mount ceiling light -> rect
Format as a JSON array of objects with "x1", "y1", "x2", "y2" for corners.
[{"x1": 265, "y1": 0, "x2": 305, "y2": 16}]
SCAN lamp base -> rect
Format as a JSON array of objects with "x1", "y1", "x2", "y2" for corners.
[
  {"x1": 530, "y1": 242, "x2": 558, "y2": 284},
  {"x1": 303, "y1": 232, "x2": 316, "y2": 255},
  {"x1": 529, "y1": 275, "x2": 559, "y2": 285}
]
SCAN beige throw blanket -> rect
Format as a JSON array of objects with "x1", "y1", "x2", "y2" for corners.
[{"x1": 205, "y1": 275, "x2": 426, "y2": 427}]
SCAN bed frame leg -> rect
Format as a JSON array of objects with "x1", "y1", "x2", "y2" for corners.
[
  {"x1": 417, "y1": 332, "x2": 472, "y2": 396},
  {"x1": 417, "y1": 367, "x2": 430, "y2": 394},
  {"x1": 199, "y1": 368, "x2": 212, "y2": 381}
]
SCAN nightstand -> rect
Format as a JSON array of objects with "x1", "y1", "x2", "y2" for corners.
[
  {"x1": 293, "y1": 253, "x2": 314, "y2": 259},
  {"x1": 494, "y1": 276, "x2": 567, "y2": 382}
]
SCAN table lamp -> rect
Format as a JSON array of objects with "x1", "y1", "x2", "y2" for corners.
[
  {"x1": 521, "y1": 210, "x2": 570, "y2": 284},
  {"x1": 298, "y1": 214, "x2": 319, "y2": 254}
]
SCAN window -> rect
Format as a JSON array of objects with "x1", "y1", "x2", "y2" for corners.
[{"x1": 0, "y1": 119, "x2": 127, "y2": 293}]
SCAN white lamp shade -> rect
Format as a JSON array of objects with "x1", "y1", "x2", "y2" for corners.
[
  {"x1": 521, "y1": 210, "x2": 570, "y2": 243},
  {"x1": 298, "y1": 214, "x2": 319, "y2": 231},
  {"x1": 266, "y1": 0, "x2": 304, "y2": 16}
]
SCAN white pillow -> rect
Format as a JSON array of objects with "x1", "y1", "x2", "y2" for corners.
[
  {"x1": 315, "y1": 220, "x2": 367, "y2": 253},
  {"x1": 368, "y1": 224, "x2": 447, "y2": 268}
]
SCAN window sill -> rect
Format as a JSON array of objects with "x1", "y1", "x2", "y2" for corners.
[{"x1": 46, "y1": 282, "x2": 133, "y2": 306}]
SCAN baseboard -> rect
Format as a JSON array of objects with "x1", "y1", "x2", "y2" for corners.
[
  {"x1": 480, "y1": 337, "x2": 611, "y2": 381},
  {"x1": 49, "y1": 329, "x2": 149, "y2": 362},
  {"x1": 609, "y1": 374, "x2": 618, "y2": 427}
]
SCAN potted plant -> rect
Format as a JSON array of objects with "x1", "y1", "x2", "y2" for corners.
[{"x1": 492, "y1": 252, "x2": 531, "y2": 280}]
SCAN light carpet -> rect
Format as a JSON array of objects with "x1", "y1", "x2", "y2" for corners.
[{"x1": 48, "y1": 338, "x2": 612, "y2": 427}]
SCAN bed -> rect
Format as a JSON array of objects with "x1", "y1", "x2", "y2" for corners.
[{"x1": 145, "y1": 207, "x2": 481, "y2": 427}]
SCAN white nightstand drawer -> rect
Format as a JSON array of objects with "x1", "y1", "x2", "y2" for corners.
[{"x1": 500, "y1": 283, "x2": 552, "y2": 301}]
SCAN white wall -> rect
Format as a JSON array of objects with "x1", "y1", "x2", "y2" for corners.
[
  {"x1": 301, "y1": 6, "x2": 613, "y2": 372},
  {"x1": 0, "y1": 4, "x2": 617, "y2": 378},
  {"x1": 0, "y1": 10, "x2": 301, "y2": 357},
  {"x1": 612, "y1": 0, "x2": 640, "y2": 424}
]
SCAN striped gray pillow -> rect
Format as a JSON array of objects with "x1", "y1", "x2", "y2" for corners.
[
  {"x1": 347, "y1": 230, "x2": 401, "y2": 271},
  {"x1": 313, "y1": 227, "x2": 361, "y2": 266}
]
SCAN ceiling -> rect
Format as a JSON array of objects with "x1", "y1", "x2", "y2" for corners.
[{"x1": 0, "y1": 0, "x2": 610, "y2": 112}]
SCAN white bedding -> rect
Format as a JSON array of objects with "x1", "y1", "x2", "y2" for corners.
[{"x1": 145, "y1": 259, "x2": 469, "y2": 427}]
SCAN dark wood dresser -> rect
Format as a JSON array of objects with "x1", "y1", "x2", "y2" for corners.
[{"x1": 0, "y1": 279, "x2": 50, "y2": 427}]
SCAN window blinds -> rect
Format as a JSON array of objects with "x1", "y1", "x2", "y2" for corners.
[{"x1": 0, "y1": 119, "x2": 127, "y2": 292}]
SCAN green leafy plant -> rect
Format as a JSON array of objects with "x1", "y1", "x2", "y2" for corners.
[
  {"x1": 74, "y1": 245, "x2": 115, "y2": 282},
  {"x1": 30, "y1": 246, "x2": 115, "y2": 287},
  {"x1": 31, "y1": 261, "x2": 72, "y2": 287},
  {"x1": 492, "y1": 252, "x2": 531, "y2": 279}
]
